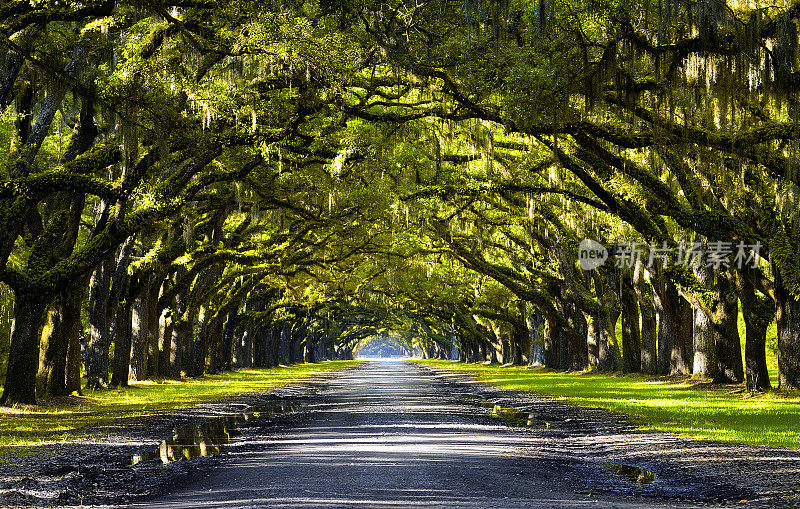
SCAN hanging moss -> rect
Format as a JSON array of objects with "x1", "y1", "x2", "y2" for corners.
[{"x1": 772, "y1": 228, "x2": 800, "y2": 299}]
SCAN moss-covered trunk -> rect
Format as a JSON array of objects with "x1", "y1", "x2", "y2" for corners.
[
  {"x1": 691, "y1": 264, "x2": 716, "y2": 378},
  {"x1": 37, "y1": 284, "x2": 83, "y2": 396},
  {"x1": 188, "y1": 303, "x2": 210, "y2": 377},
  {"x1": 654, "y1": 272, "x2": 692, "y2": 375},
  {"x1": 1, "y1": 292, "x2": 48, "y2": 404},
  {"x1": 86, "y1": 259, "x2": 112, "y2": 389},
  {"x1": 526, "y1": 307, "x2": 544, "y2": 366},
  {"x1": 734, "y1": 269, "x2": 772, "y2": 391},
  {"x1": 634, "y1": 262, "x2": 657, "y2": 374},
  {"x1": 234, "y1": 317, "x2": 253, "y2": 368},
  {"x1": 775, "y1": 269, "x2": 800, "y2": 389},
  {"x1": 592, "y1": 271, "x2": 620, "y2": 371},
  {"x1": 65, "y1": 315, "x2": 82, "y2": 395},
  {"x1": 620, "y1": 270, "x2": 641, "y2": 373},
  {"x1": 712, "y1": 272, "x2": 743, "y2": 383},
  {"x1": 129, "y1": 278, "x2": 151, "y2": 381},
  {"x1": 220, "y1": 308, "x2": 236, "y2": 370},
  {"x1": 110, "y1": 301, "x2": 132, "y2": 387},
  {"x1": 168, "y1": 271, "x2": 188, "y2": 379},
  {"x1": 158, "y1": 306, "x2": 173, "y2": 377},
  {"x1": 145, "y1": 278, "x2": 161, "y2": 377},
  {"x1": 544, "y1": 324, "x2": 560, "y2": 368}
]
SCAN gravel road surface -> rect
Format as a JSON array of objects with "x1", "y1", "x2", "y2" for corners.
[{"x1": 132, "y1": 360, "x2": 787, "y2": 508}]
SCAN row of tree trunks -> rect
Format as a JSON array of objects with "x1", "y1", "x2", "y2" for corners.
[{"x1": 448, "y1": 258, "x2": 780, "y2": 394}]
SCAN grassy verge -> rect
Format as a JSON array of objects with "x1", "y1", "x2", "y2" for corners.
[
  {"x1": 0, "y1": 361, "x2": 359, "y2": 449},
  {"x1": 414, "y1": 359, "x2": 800, "y2": 449}
]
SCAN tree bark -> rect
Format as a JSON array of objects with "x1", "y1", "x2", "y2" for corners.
[
  {"x1": 1, "y1": 292, "x2": 49, "y2": 404},
  {"x1": 65, "y1": 313, "x2": 83, "y2": 395},
  {"x1": 692, "y1": 264, "x2": 717, "y2": 378},
  {"x1": 527, "y1": 312, "x2": 544, "y2": 365},
  {"x1": 188, "y1": 304, "x2": 209, "y2": 377},
  {"x1": 713, "y1": 271, "x2": 743, "y2": 383},
  {"x1": 278, "y1": 322, "x2": 291, "y2": 365},
  {"x1": 653, "y1": 266, "x2": 692, "y2": 375},
  {"x1": 86, "y1": 259, "x2": 112, "y2": 389},
  {"x1": 158, "y1": 306, "x2": 173, "y2": 377},
  {"x1": 168, "y1": 268, "x2": 188, "y2": 379},
  {"x1": 620, "y1": 270, "x2": 641, "y2": 373},
  {"x1": 544, "y1": 323, "x2": 559, "y2": 368},
  {"x1": 110, "y1": 301, "x2": 133, "y2": 387},
  {"x1": 221, "y1": 308, "x2": 237, "y2": 370},
  {"x1": 146, "y1": 279, "x2": 161, "y2": 377},
  {"x1": 129, "y1": 278, "x2": 151, "y2": 381},
  {"x1": 735, "y1": 268, "x2": 773, "y2": 391},
  {"x1": 775, "y1": 265, "x2": 800, "y2": 389},
  {"x1": 634, "y1": 261, "x2": 657, "y2": 374},
  {"x1": 592, "y1": 270, "x2": 621, "y2": 371},
  {"x1": 37, "y1": 284, "x2": 83, "y2": 397}
]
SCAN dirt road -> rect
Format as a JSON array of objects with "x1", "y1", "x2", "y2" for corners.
[{"x1": 134, "y1": 360, "x2": 774, "y2": 508}]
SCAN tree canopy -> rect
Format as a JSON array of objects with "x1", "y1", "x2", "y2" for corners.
[{"x1": 0, "y1": 0, "x2": 799, "y2": 404}]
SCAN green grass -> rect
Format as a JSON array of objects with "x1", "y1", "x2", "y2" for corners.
[
  {"x1": 0, "y1": 361, "x2": 359, "y2": 449},
  {"x1": 415, "y1": 359, "x2": 800, "y2": 449}
]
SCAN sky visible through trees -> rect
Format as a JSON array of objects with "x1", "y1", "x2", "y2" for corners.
[{"x1": 0, "y1": 0, "x2": 798, "y2": 406}]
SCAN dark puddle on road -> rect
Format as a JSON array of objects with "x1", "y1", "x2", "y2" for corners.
[
  {"x1": 456, "y1": 393, "x2": 553, "y2": 428},
  {"x1": 604, "y1": 462, "x2": 656, "y2": 484},
  {"x1": 458, "y1": 394, "x2": 655, "y2": 486},
  {"x1": 482, "y1": 402, "x2": 551, "y2": 428},
  {"x1": 131, "y1": 400, "x2": 300, "y2": 465}
]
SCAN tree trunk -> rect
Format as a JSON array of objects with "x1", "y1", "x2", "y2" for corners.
[
  {"x1": 129, "y1": 279, "x2": 150, "y2": 381},
  {"x1": 168, "y1": 271, "x2": 188, "y2": 380},
  {"x1": 735, "y1": 269, "x2": 773, "y2": 391},
  {"x1": 692, "y1": 264, "x2": 717, "y2": 378},
  {"x1": 775, "y1": 266, "x2": 800, "y2": 389},
  {"x1": 692, "y1": 307, "x2": 715, "y2": 377},
  {"x1": 512, "y1": 318, "x2": 527, "y2": 365},
  {"x1": 65, "y1": 314, "x2": 83, "y2": 395},
  {"x1": 620, "y1": 271, "x2": 641, "y2": 373},
  {"x1": 86, "y1": 259, "x2": 112, "y2": 389},
  {"x1": 713, "y1": 271, "x2": 743, "y2": 383},
  {"x1": 188, "y1": 305, "x2": 209, "y2": 377},
  {"x1": 237, "y1": 319, "x2": 254, "y2": 368},
  {"x1": 169, "y1": 320, "x2": 187, "y2": 380},
  {"x1": 676, "y1": 293, "x2": 694, "y2": 373},
  {"x1": 37, "y1": 285, "x2": 82, "y2": 397},
  {"x1": 653, "y1": 268, "x2": 692, "y2": 375},
  {"x1": 525, "y1": 309, "x2": 544, "y2": 366},
  {"x1": 1, "y1": 292, "x2": 49, "y2": 404},
  {"x1": 315, "y1": 329, "x2": 327, "y2": 362},
  {"x1": 500, "y1": 332, "x2": 510, "y2": 364},
  {"x1": 158, "y1": 306, "x2": 173, "y2": 377},
  {"x1": 544, "y1": 324, "x2": 559, "y2": 368},
  {"x1": 207, "y1": 317, "x2": 223, "y2": 374},
  {"x1": 278, "y1": 322, "x2": 291, "y2": 365},
  {"x1": 592, "y1": 270, "x2": 621, "y2": 371},
  {"x1": 221, "y1": 308, "x2": 237, "y2": 371},
  {"x1": 634, "y1": 261, "x2": 657, "y2": 374},
  {"x1": 110, "y1": 301, "x2": 133, "y2": 387},
  {"x1": 146, "y1": 279, "x2": 161, "y2": 377},
  {"x1": 564, "y1": 302, "x2": 588, "y2": 370}
]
